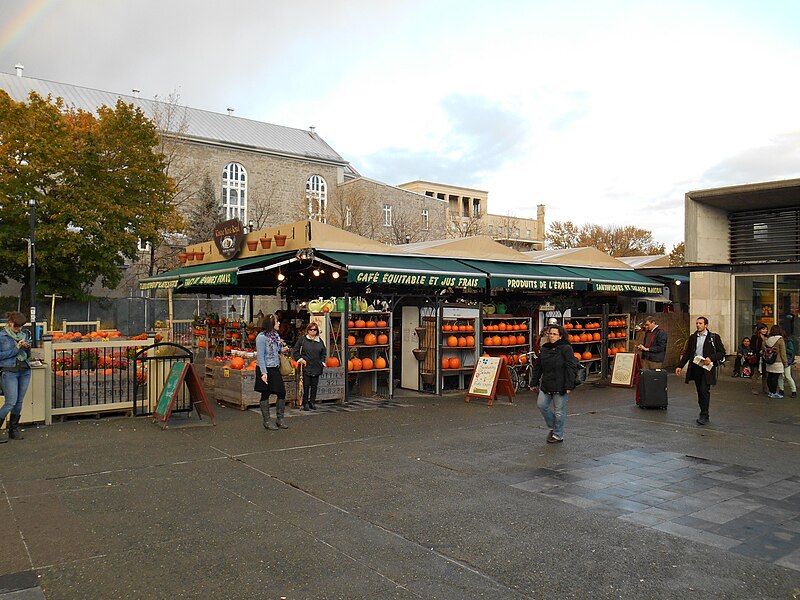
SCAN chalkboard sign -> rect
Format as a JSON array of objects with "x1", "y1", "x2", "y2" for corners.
[
  {"x1": 466, "y1": 356, "x2": 514, "y2": 406},
  {"x1": 154, "y1": 362, "x2": 216, "y2": 428}
]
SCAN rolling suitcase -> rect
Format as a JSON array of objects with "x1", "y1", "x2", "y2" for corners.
[{"x1": 637, "y1": 369, "x2": 668, "y2": 409}]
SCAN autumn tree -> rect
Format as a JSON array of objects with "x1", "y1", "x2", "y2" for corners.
[
  {"x1": 669, "y1": 242, "x2": 685, "y2": 266},
  {"x1": 546, "y1": 221, "x2": 665, "y2": 256},
  {"x1": 0, "y1": 91, "x2": 179, "y2": 302}
]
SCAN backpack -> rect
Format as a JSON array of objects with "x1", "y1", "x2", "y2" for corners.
[
  {"x1": 786, "y1": 339, "x2": 795, "y2": 366},
  {"x1": 762, "y1": 343, "x2": 779, "y2": 365}
]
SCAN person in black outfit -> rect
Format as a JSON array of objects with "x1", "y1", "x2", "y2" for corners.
[
  {"x1": 732, "y1": 337, "x2": 755, "y2": 377},
  {"x1": 636, "y1": 315, "x2": 668, "y2": 369},
  {"x1": 530, "y1": 324, "x2": 578, "y2": 443},
  {"x1": 750, "y1": 323, "x2": 769, "y2": 394},
  {"x1": 292, "y1": 322, "x2": 327, "y2": 411},
  {"x1": 676, "y1": 316, "x2": 726, "y2": 426}
]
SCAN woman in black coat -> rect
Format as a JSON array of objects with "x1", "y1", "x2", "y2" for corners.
[
  {"x1": 292, "y1": 322, "x2": 327, "y2": 411},
  {"x1": 530, "y1": 324, "x2": 578, "y2": 444}
]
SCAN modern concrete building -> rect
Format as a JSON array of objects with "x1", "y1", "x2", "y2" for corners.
[
  {"x1": 397, "y1": 180, "x2": 545, "y2": 250},
  {"x1": 684, "y1": 178, "x2": 800, "y2": 351}
]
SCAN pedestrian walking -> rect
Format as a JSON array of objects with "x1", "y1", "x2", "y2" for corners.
[
  {"x1": 530, "y1": 324, "x2": 578, "y2": 444},
  {"x1": 0, "y1": 311, "x2": 32, "y2": 443},
  {"x1": 255, "y1": 314, "x2": 289, "y2": 430},
  {"x1": 676, "y1": 316, "x2": 726, "y2": 426},
  {"x1": 293, "y1": 322, "x2": 327, "y2": 411},
  {"x1": 764, "y1": 325, "x2": 787, "y2": 398}
]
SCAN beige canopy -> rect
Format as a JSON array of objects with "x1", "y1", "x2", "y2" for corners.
[
  {"x1": 524, "y1": 247, "x2": 631, "y2": 269},
  {"x1": 402, "y1": 236, "x2": 536, "y2": 262}
]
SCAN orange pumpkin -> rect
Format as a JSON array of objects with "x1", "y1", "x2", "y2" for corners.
[
  {"x1": 364, "y1": 333, "x2": 377, "y2": 345},
  {"x1": 465, "y1": 335, "x2": 475, "y2": 346},
  {"x1": 458, "y1": 337, "x2": 467, "y2": 347},
  {"x1": 355, "y1": 319, "x2": 366, "y2": 328},
  {"x1": 361, "y1": 357, "x2": 374, "y2": 370},
  {"x1": 516, "y1": 335, "x2": 525, "y2": 345},
  {"x1": 484, "y1": 336, "x2": 493, "y2": 346},
  {"x1": 375, "y1": 356, "x2": 387, "y2": 369},
  {"x1": 230, "y1": 357, "x2": 245, "y2": 370},
  {"x1": 248, "y1": 333, "x2": 256, "y2": 341},
  {"x1": 347, "y1": 335, "x2": 356, "y2": 346},
  {"x1": 564, "y1": 323, "x2": 573, "y2": 329},
  {"x1": 198, "y1": 339, "x2": 207, "y2": 348},
  {"x1": 449, "y1": 357, "x2": 461, "y2": 369},
  {"x1": 351, "y1": 357, "x2": 362, "y2": 371},
  {"x1": 442, "y1": 357, "x2": 451, "y2": 369},
  {"x1": 592, "y1": 332, "x2": 601, "y2": 341},
  {"x1": 377, "y1": 320, "x2": 388, "y2": 327},
  {"x1": 500, "y1": 336, "x2": 510, "y2": 346},
  {"x1": 347, "y1": 359, "x2": 353, "y2": 370},
  {"x1": 498, "y1": 322, "x2": 507, "y2": 331},
  {"x1": 465, "y1": 324, "x2": 474, "y2": 332},
  {"x1": 443, "y1": 324, "x2": 452, "y2": 331},
  {"x1": 366, "y1": 320, "x2": 376, "y2": 328},
  {"x1": 377, "y1": 333, "x2": 389, "y2": 345},
  {"x1": 326, "y1": 357, "x2": 340, "y2": 368},
  {"x1": 519, "y1": 323, "x2": 527, "y2": 331},
  {"x1": 574, "y1": 352, "x2": 582, "y2": 360},
  {"x1": 492, "y1": 335, "x2": 502, "y2": 346},
  {"x1": 447, "y1": 335, "x2": 458, "y2": 347},
  {"x1": 582, "y1": 351, "x2": 593, "y2": 360},
  {"x1": 348, "y1": 320, "x2": 355, "y2": 328}
]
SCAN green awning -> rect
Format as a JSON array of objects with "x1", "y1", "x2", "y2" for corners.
[
  {"x1": 138, "y1": 252, "x2": 295, "y2": 290},
  {"x1": 563, "y1": 267, "x2": 664, "y2": 295},
  {"x1": 319, "y1": 251, "x2": 486, "y2": 289},
  {"x1": 455, "y1": 259, "x2": 589, "y2": 291}
]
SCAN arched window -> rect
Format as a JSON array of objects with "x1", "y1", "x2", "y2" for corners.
[
  {"x1": 222, "y1": 162, "x2": 247, "y2": 221},
  {"x1": 306, "y1": 175, "x2": 327, "y2": 222}
]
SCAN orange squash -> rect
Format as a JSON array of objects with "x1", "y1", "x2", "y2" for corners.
[
  {"x1": 377, "y1": 320, "x2": 387, "y2": 327},
  {"x1": 347, "y1": 335, "x2": 356, "y2": 346},
  {"x1": 230, "y1": 357, "x2": 245, "y2": 370},
  {"x1": 448, "y1": 357, "x2": 461, "y2": 369},
  {"x1": 377, "y1": 333, "x2": 389, "y2": 345},
  {"x1": 443, "y1": 324, "x2": 452, "y2": 331},
  {"x1": 582, "y1": 351, "x2": 593, "y2": 360},
  {"x1": 592, "y1": 332, "x2": 601, "y2": 341},
  {"x1": 351, "y1": 357, "x2": 362, "y2": 371},
  {"x1": 326, "y1": 357, "x2": 340, "y2": 368},
  {"x1": 355, "y1": 319, "x2": 366, "y2": 328},
  {"x1": 484, "y1": 336, "x2": 493, "y2": 346},
  {"x1": 498, "y1": 322, "x2": 507, "y2": 331},
  {"x1": 442, "y1": 357, "x2": 451, "y2": 369},
  {"x1": 348, "y1": 320, "x2": 355, "y2": 328},
  {"x1": 500, "y1": 336, "x2": 510, "y2": 346},
  {"x1": 447, "y1": 335, "x2": 458, "y2": 347},
  {"x1": 375, "y1": 356, "x2": 387, "y2": 369},
  {"x1": 458, "y1": 337, "x2": 467, "y2": 347},
  {"x1": 492, "y1": 335, "x2": 502, "y2": 346},
  {"x1": 516, "y1": 335, "x2": 525, "y2": 345},
  {"x1": 366, "y1": 320, "x2": 376, "y2": 328},
  {"x1": 347, "y1": 359, "x2": 353, "y2": 370},
  {"x1": 361, "y1": 357, "x2": 374, "y2": 370},
  {"x1": 465, "y1": 335, "x2": 475, "y2": 346},
  {"x1": 364, "y1": 333, "x2": 377, "y2": 345}
]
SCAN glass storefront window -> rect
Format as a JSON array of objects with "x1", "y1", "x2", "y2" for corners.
[
  {"x1": 777, "y1": 274, "x2": 800, "y2": 351},
  {"x1": 735, "y1": 275, "x2": 775, "y2": 343}
]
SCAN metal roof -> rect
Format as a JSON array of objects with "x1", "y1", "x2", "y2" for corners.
[{"x1": 0, "y1": 72, "x2": 348, "y2": 165}]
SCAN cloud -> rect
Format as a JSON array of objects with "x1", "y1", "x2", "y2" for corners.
[
  {"x1": 357, "y1": 94, "x2": 529, "y2": 185},
  {"x1": 701, "y1": 132, "x2": 800, "y2": 186}
]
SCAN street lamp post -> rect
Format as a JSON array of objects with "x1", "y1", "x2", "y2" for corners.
[{"x1": 29, "y1": 196, "x2": 36, "y2": 344}]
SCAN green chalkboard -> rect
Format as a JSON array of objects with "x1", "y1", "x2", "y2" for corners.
[{"x1": 155, "y1": 362, "x2": 188, "y2": 418}]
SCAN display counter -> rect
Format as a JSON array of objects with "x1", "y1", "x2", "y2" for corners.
[{"x1": 0, "y1": 365, "x2": 47, "y2": 425}]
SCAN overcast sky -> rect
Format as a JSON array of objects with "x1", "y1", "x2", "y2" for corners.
[{"x1": 3, "y1": 0, "x2": 800, "y2": 249}]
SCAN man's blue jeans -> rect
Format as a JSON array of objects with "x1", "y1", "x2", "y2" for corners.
[
  {"x1": 537, "y1": 390, "x2": 568, "y2": 440},
  {"x1": 0, "y1": 369, "x2": 31, "y2": 421}
]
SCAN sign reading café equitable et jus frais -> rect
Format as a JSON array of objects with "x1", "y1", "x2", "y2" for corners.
[{"x1": 213, "y1": 218, "x2": 244, "y2": 260}]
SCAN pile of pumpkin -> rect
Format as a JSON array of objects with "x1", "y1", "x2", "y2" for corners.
[
  {"x1": 346, "y1": 356, "x2": 387, "y2": 371},
  {"x1": 445, "y1": 335, "x2": 476, "y2": 348},
  {"x1": 479, "y1": 353, "x2": 529, "y2": 365},
  {"x1": 573, "y1": 351, "x2": 595, "y2": 361},
  {"x1": 346, "y1": 332, "x2": 389, "y2": 346},
  {"x1": 443, "y1": 322, "x2": 475, "y2": 332},
  {"x1": 607, "y1": 343, "x2": 627, "y2": 356},
  {"x1": 348, "y1": 318, "x2": 388, "y2": 329},
  {"x1": 564, "y1": 321, "x2": 601, "y2": 330},
  {"x1": 482, "y1": 334, "x2": 526, "y2": 347},
  {"x1": 481, "y1": 321, "x2": 527, "y2": 332},
  {"x1": 50, "y1": 329, "x2": 123, "y2": 340},
  {"x1": 568, "y1": 332, "x2": 602, "y2": 343},
  {"x1": 441, "y1": 356, "x2": 462, "y2": 369}
]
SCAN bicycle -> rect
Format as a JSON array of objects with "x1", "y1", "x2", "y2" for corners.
[{"x1": 509, "y1": 350, "x2": 538, "y2": 392}]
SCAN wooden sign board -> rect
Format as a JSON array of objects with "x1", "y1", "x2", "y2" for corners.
[
  {"x1": 610, "y1": 352, "x2": 638, "y2": 387},
  {"x1": 154, "y1": 362, "x2": 216, "y2": 429},
  {"x1": 466, "y1": 356, "x2": 515, "y2": 406}
]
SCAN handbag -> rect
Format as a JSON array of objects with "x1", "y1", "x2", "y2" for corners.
[
  {"x1": 254, "y1": 366, "x2": 269, "y2": 392},
  {"x1": 279, "y1": 353, "x2": 295, "y2": 376}
]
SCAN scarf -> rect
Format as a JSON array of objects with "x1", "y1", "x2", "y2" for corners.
[
  {"x1": 264, "y1": 330, "x2": 282, "y2": 350},
  {"x1": 4, "y1": 326, "x2": 27, "y2": 362}
]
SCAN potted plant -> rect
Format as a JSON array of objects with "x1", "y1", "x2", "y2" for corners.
[
  {"x1": 194, "y1": 250, "x2": 205, "y2": 260},
  {"x1": 274, "y1": 231, "x2": 287, "y2": 246},
  {"x1": 185, "y1": 251, "x2": 196, "y2": 261},
  {"x1": 178, "y1": 252, "x2": 188, "y2": 264},
  {"x1": 260, "y1": 236, "x2": 272, "y2": 249},
  {"x1": 246, "y1": 240, "x2": 259, "y2": 251},
  {"x1": 77, "y1": 348, "x2": 99, "y2": 370}
]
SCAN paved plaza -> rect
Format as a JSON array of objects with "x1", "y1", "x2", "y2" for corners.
[{"x1": 0, "y1": 372, "x2": 798, "y2": 599}]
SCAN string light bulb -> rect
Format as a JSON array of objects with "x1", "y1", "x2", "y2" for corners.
[
  {"x1": 277, "y1": 271, "x2": 285, "y2": 282},
  {"x1": 313, "y1": 268, "x2": 320, "y2": 277},
  {"x1": 332, "y1": 271, "x2": 340, "y2": 279}
]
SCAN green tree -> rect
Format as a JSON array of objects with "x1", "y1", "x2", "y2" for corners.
[
  {"x1": 184, "y1": 173, "x2": 223, "y2": 244},
  {"x1": 546, "y1": 221, "x2": 665, "y2": 256},
  {"x1": 0, "y1": 91, "x2": 179, "y2": 302}
]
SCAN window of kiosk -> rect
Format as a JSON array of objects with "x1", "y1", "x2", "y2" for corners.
[
  {"x1": 777, "y1": 274, "x2": 800, "y2": 347},
  {"x1": 735, "y1": 275, "x2": 775, "y2": 343}
]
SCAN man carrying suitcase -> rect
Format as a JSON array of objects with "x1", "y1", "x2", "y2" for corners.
[
  {"x1": 676, "y1": 316, "x2": 726, "y2": 426},
  {"x1": 637, "y1": 315, "x2": 668, "y2": 369}
]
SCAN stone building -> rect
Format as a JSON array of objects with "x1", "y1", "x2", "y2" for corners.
[{"x1": 397, "y1": 180, "x2": 546, "y2": 250}]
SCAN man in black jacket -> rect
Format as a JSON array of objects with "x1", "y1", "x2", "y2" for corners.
[
  {"x1": 530, "y1": 324, "x2": 578, "y2": 443},
  {"x1": 676, "y1": 316, "x2": 726, "y2": 426},
  {"x1": 637, "y1": 315, "x2": 668, "y2": 369}
]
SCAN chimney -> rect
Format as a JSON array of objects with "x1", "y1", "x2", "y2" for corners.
[
  {"x1": 226, "y1": 107, "x2": 234, "y2": 116},
  {"x1": 14, "y1": 64, "x2": 24, "y2": 77},
  {"x1": 132, "y1": 88, "x2": 140, "y2": 98}
]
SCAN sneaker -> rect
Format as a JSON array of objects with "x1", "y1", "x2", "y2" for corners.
[
  {"x1": 276, "y1": 420, "x2": 289, "y2": 429},
  {"x1": 546, "y1": 435, "x2": 563, "y2": 444},
  {"x1": 696, "y1": 418, "x2": 708, "y2": 426}
]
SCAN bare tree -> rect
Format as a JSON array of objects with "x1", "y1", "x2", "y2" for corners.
[{"x1": 447, "y1": 213, "x2": 483, "y2": 238}]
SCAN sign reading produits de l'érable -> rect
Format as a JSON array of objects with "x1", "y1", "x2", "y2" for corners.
[{"x1": 213, "y1": 218, "x2": 244, "y2": 260}]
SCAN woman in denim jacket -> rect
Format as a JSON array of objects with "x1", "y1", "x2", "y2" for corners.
[
  {"x1": 0, "y1": 311, "x2": 31, "y2": 442},
  {"x1": 255, "y1": 314, "x2": 289, "y2": 430}
]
